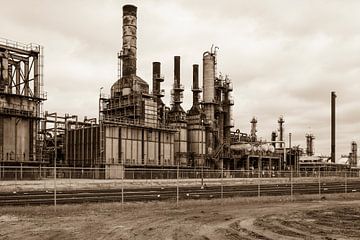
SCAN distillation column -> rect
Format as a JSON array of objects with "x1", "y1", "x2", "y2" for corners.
[{"x1": 202, "y1": 51, "x2": 216, "y2": 155}]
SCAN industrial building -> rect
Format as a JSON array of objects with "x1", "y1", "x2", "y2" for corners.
[
  {"x1": 0, "y1": 39, "x2": 46, "y2": 167},
  {"x1": 0, "y1": 4, "x2": 358, "y2": 178}
]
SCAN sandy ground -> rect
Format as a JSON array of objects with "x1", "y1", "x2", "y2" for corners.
[{"x1": 0, "y1": 193, "x2": 359, "y2": 240}]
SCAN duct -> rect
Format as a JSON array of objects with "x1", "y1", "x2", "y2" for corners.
[{"x1": 331, "y1": 91, "x2": 336, "y2": 163}]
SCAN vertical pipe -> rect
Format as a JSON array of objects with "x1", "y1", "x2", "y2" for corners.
[
  {"x1": 34, "y1": 56, "x2": 39, "y2": 97},
  {"x1": 54, "y1": 113, "x2": 57, "y2": 212},
  {"x1": 331, "y1": 91, "x2": 336, "y2": 163}
]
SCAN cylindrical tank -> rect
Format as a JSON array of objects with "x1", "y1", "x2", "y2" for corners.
[
  {"x1": 171, "y1": 122, "x2": 188, "y2": 166},
  {"x1": 122, "y1": 4, "x2": 137, "y2": 77}
]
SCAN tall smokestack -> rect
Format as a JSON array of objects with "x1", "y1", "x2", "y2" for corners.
[
  {"x1": 152, "y1": 62, "x2": 161, "y2": 96},
  {"x1": 250, "y1": 117, "x2": 257, "y2": 142},
  {"x1": 174, "y1": 56, "x2": 180, "y2": 87},
  {"x1": 278, "y1": 116, "x2": 285, "y2": 147},
  {"x1": 122, "y1": 5, "x2": 137, "y2": 77},
  {"x1": 331, "y1": 91, "x2": 336, "y2": 163},
  {"x1": 192, "y1": 64, "x2": 200, "y2": 107}
]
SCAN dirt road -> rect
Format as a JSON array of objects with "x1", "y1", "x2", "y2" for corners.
[{"x1": 0, "y1": 194, "x2": 359, "y2": 239}]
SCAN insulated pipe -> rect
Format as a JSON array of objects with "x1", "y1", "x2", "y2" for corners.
[
  {"x1": 331, "y1": 91, "x2": 336, "y2": 163},
  {"x1": 122, "y1": 5, "x2": 137, "y2": 77}
]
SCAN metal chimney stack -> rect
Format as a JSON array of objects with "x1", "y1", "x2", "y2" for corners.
[
  {"x1": 250, "y1": 117, "x2": 257, "y2": 142},
  {"x1": 152, "y1": 62, "x2": 161, "y2": 96},
  {"x1": 278, "y1": 116, "x2": 285, "y2": 147},
  {"x1": 192, "y1": 64, "x2": 200, "y2": 108},
  {"x1": 331, "y1": 91, "x2": 336, "y2": 163},
  {"x1": 122, "y1": 5, "x2": 137, "y2": 77}
]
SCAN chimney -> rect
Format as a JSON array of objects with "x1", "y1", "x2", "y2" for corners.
[
  {"x1": 192, "y1": 64, "x2": 200, "y2": 107},
  {"x1": 122, "y1": 5, "x2": 137, "y2": 77},
  {"x1": 152, "y1": 62, "x2": 161, "y2": 96},
  {"x1": 331, "y1": 91, "x2": 336, "y2": 163},
  {"x1": 278, "y1": 116, "x2": 285, "y2": 148},
  {"x1": 174, "y1": 56, "x2": 180, "y2": 88},
  {"x1": 250, "y1": 117, "x2": 257, "y2": 142}
]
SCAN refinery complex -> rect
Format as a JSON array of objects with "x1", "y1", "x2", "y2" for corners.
[{"x1": 0, "y1": 4, "x2": 358, "y2": 178}]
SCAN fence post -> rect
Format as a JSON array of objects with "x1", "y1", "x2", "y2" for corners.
[
  {"x1": 345, "y1": 171, "x2": 347, "y2": 194},
  {"x1": 176, "y1": 163, "x2": 179, "y2": 207},
  {"x1": 290, "y1": 168, "x2": 293, "y2": 201},
  {"x1": 121, "y1": 165, "x2": 124, "y2": 209},
  {"x1": 258, "y1": 170, "x2": 261, "y2": 198},
  {"x1": 221, "y1": 164, "x2": 224, "y2": 202},
  {"x1": 318, "y1": 166, "x2": 321, "y2": 199}
]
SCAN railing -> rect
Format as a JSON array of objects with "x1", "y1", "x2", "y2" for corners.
[{"x1": 0, "y1": 38, "x2": 41, "y2": 52}]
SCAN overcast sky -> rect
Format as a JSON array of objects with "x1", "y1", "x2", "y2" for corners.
[{"x1": 1, "y1": 0, "x2": 359, "y2": 162}]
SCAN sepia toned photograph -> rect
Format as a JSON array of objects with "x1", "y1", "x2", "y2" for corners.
[{"x1": 0, "y1": 0, "x2": 359, "y2": 239}]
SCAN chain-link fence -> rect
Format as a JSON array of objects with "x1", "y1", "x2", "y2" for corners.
[
  {"x1": 0, "y1": 166, "x2": 359, "y2": 207},
  {"x1": 0, "y1": 166, "x2": 359, "y2": 180}
]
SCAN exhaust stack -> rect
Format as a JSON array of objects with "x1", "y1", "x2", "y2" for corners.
[
  {"x1": 331, "y1": 91, "x2": 336, "y2": 163},
  {"x1": 122, "y1": 5, "x2": 137, "y2": 77}
]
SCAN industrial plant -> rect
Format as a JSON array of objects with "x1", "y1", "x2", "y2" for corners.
[{"x1": 0, "y1": 4, "x2": 358, "y2": 178}]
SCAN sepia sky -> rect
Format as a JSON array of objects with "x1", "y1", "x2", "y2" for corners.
[{"x1": 1, "y1": 0, "x2": 359, "y2": 162}]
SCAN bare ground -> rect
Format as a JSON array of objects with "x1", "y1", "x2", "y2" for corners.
[{"x1": 0, "y1": 193, "x2": 359, "y2": 240}]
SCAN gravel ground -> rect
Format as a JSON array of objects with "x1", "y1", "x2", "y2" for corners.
[{"x1": 0, "y1": 193, "x2": 359, "y2": 240}]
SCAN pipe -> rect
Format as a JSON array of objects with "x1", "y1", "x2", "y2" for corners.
[
  {"x1": 331, "y1": 91, "x2": 336, "y2": 163},
  {"x1": 122, "y1": 4, "x2": 137, "y2": 77}
]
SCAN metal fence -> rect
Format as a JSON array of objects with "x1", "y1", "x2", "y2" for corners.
[
  {"x1": 0, "y1": 166, "x2": 359, "y2": 209},
  {"x1": 0, "y1": 166, "x2": 359, "y2": 180}
]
